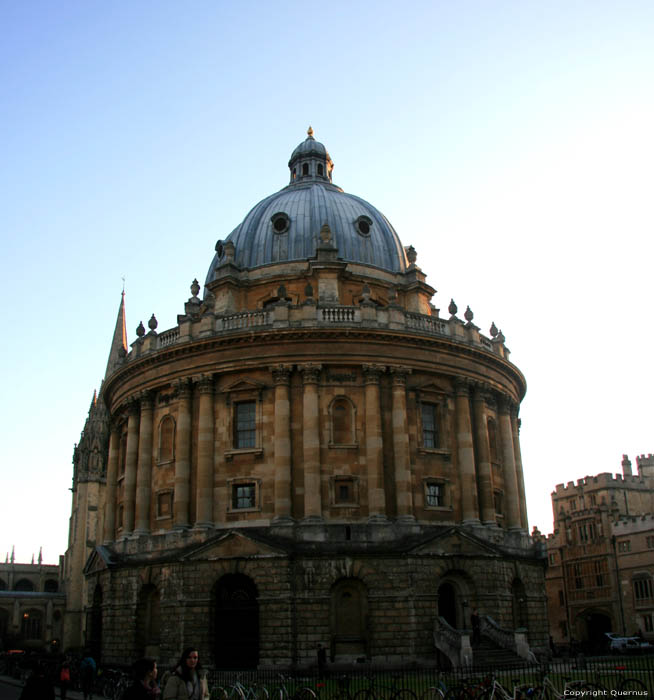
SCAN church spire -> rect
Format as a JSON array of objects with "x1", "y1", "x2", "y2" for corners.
[{"x1": 104, "y1": 291, "x2": 128, "y2": 378}]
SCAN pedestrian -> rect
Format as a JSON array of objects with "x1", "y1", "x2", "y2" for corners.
[
  {"x1": 19, "y1": 663, "x2": 55, "y2": 700},
  {"x1": 316, "y1": 643, "x2": 327, "y2": 675},
  {"x1": 121, "y1": 657, "x2": 160, "y2": 700},
  {"x1": 60, "y1": 660, "x2": 71, "y2": 700},
  {"x1": 162, "y1": 648, "x2": 209, "y2": 700},
  {"x1": 80, "y1": 650, "x2": 97, "y2": 700},
  {"x1": 470, "y1": 607, "x2": 481, "y2": 646}
]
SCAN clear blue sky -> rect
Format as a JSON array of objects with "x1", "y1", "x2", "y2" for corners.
[{"x1": 2, "y1": 1, "x2": 653, "y2": 563}]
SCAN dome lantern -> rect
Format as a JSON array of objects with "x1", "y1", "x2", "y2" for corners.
[{"x1": 287, "y1": 126, "x2": 334, "y2": 184}]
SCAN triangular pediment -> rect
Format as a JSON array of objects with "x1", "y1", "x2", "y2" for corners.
[
  {"x1": 223, "y1": 378, "x2": 267, "y2": 394},
  {"x1": 182, "y1": 531, "x2": 286, "y2": 561},
  {"x1": 410, "y1": 528, "x2": 501, "y2": 557},
  {"x1": 414, "y1": 382, "x2": 447, "y2": 396},
  {"x1": 83, "y1": 546, "x2": 112, "y2": 575}
]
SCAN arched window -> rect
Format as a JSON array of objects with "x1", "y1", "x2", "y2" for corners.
[
  {"x1": 330, "y1": 397, "x2": 355, "y2": 445},
  {"x1": 488, "y1": 418, "x2": 499, "y2": 464},
  {"x1": 44, "y1": 579, "x2": 59, "y2": 593},
  {"x1": 158, "y1": 415, "x2": 175, "y2": 463},
  {"x1": 21, "y1": 609, "x2": 43, "y2": 640},
  {"x1": 212, "y1": 574, "x2": 259, "y2": 669},
  {"x1": 302, "y1": 163, "x2": 309, "y2": 176},
  {"x1": 136, "y1": 584, "x2": 161, "y2": 657},
  {"x1": 0, "y1": 578, "x2": 7, "y2": 591},
  {"x1": 330, "y1": 579, "x2": 368, "y2": 661},
  {"x1": 317, "y1": 164, "x2": 324, "y2": 176},
  {"x1": 14, "y1": 578, "x2": 34, "y2": 592}
]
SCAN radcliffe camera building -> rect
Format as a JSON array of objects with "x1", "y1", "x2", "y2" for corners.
[{"x1": 64, "y1": 130, "x2": 547, "y2": 667}]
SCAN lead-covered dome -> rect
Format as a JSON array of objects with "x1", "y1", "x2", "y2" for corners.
[{"x1": 207, "y1": 129, "x2": 408, "y2": 282}]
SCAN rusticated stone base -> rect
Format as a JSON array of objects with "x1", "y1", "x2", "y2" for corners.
[{"x1": 85, "y1": 523, "x2": 547, "y2": 669}]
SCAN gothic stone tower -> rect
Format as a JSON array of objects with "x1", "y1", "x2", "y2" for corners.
[{"x1": 66, "y1": 130, "x2": 547, "y2": 666}]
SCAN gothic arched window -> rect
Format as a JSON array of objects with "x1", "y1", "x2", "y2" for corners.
[
  {"x1": 158, "y1": 415, "x2": 175, "y2": 463},
  {"x1": 330, "y1": 397, "x2": 356, "y2": 445}
]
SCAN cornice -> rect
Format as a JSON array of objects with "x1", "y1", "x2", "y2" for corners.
[{"x1": 104, "y1": 327, "x2": 526, "y2": 406}]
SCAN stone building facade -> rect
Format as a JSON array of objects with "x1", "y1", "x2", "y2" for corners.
[
  {"x1": 65, "y1": 130, "x2": 547, "y2": 668},
  {"x1": 543, "y1": 454, "x2": 654, "y2": 652},
  {"x1": 0, "y1": 551, "x2": 65, "y2": 651}
]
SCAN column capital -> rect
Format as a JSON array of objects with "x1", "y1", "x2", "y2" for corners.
[
  {"x1": 193, "y1": 374, "x2": 215, "y2": 394},
  {"x1": 172, "y1": 377, "x2": 193, "y2": 399},
  {"x1": 471, "y1": 381, "x2": 492, "y2": 402},
  {"x1": 389, "y1": 365, "x2": 411, "y2": 386},
  {"x1": 125, "y1": 395, "x2": 140, "y2": 416},
  {"x1": 270, "y1": 364, "x2": 293, "y2": 385},
  {"x1": 497, "y1": 393, "x2": 517, "y2": 414},
  {"x1": 138, "y1": 389, "x2": 155, "y2": 409},
  {"x1": 362, "y1": 364, "x2": 385, "y2": 384},
  {"x1": 298, "y1": 363, "x2": 322, "y2": 384},
  {"x1": 454, "y1": 377, "x2": 471, "y2": 396}
]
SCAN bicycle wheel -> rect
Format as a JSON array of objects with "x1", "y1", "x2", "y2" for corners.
[
  {"x1": 420, "y1": 688, "x2": 445, "y2": 700},
  {"x1": 618, "y1": 678, "x2": 648, "y2": 696},
  {"x1": 292, "y1": 689, "x2": 317, "y2": 700},
  {"x1": 353, "y1": 689, "x2": 377, "y2": 700},
  {"x1": 251, "y1": 686, "x2": 270, "y2": 699},
  {"x1": 391, "y1": 690, "x2": 418, "y2": 700},
  {"x1": 443, "y1": 686, "x2": 472, "y2": 700}
]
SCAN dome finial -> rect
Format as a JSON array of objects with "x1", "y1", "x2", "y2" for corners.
[{"x1": 307, "y1": 125, "x2": 314, "y2": 139}]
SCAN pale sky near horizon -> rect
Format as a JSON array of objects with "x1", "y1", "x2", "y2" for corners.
[{"x1": 1, "y1": 1, "x2": 653, "y2": 564}]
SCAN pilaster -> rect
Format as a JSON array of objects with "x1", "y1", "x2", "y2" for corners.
[
  {"x1": 455, "y1": 379, "x2": 480, "y2": 525},
  {"x1": 172, "y1": 378, "x2": 192, "y2": 529},
  {"x1": 498, "y1": 394, "x2": 522, "y2": 531},
  {"x1": 102, "y1": 423, "x2": 120, "y2": 543},
  {"x1": 134, "y1": 390, "x2": 154, "y2": 535},
  {"x1": 363, "y1": 364, "x2": 387, "y2": 520},
  {"x1": 122, "y1": 398, "x2": 140, "y2": 536},
  {"x1": 299, "y1": 364, "x2": 322, "y2": 521},
  {"x1": 472, "y1": 385, "x2": 496, "y2": 526},
  {"x1": 390, "y1": 366, "x2": 413, "y2": 520}
]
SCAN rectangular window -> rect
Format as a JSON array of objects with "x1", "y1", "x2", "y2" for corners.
[
  {"x1": 618, "y1": 540, "x2": 631, "y2": 553},
  {"x1": 644, "y1": 614, "x2": 653, "y2": 633},
  {"x1": 156, "y1": 491, "x2": 173, "y2": 519},
  {"x1": 558, "y1": 590, "x2": 565, "y2": 606},
  {"x1": 647, "y1": 536, "x2": 654, "y2": 549},
  {"x1": 570, "y1": 499, "x2": 577, "y2": 511},
  {"x1": 232, "y1": 483, "x2": 256, "y2": 509},
  {"x1": 234, "y1": 401, "x2": 256, "y2": 448},
  {"x1": 425, "y1": 482, "x2": 443, "y2": 507},
  {"x1": 421, "y1": 403, "x2": 438, "y2": 448},
  {"x1": 334, "y1": 477, "x2": 355, "y2": 504}
]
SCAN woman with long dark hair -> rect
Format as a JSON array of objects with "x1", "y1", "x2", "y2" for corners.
[
  {"x1": 162, "y1": 648, "x2": 209, "y2": 700},
  {"x1": 121, "y1": 657, "x2": 159, "y2": 699}
]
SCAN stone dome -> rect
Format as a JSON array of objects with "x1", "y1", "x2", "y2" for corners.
[{"x1": 206, "y1": 129, "x2": 408, "y2": 282}]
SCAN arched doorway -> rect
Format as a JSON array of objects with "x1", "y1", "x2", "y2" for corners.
[
  {"x1": 330, "y1": 579, "x2": 368, "y2": 661},
  {"x1": 213, "y1": 574, "x2": 259, "y2": 669},
  {"x1": 438, "y1": 582, "x2": 458, "y2": 628},
  {"x1": 135, "y1": 584, "x2": 160, "y2": 659},
  {"x1": 87, "y1": 585, "x2": 103, "y2": 661},
  {"x1": 511, "y1": 579, "x2": 527, "y2": 630},
  {"x1": 576, "y1": 610, "x2": 612, "y2": 653}
]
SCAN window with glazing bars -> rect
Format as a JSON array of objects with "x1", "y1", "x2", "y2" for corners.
[
  {"x1": 234, "y1": 401, "x2": 256, "y2": 448},
  {"x1": 425, "y1": 482, "x2": 443, "y2": 507},
  {"x1": 232, "y1": 483, "x2": 256, "y2": 509},
  {"x1": 421, "y1": 403, "x2": 438, "y2": 448}
]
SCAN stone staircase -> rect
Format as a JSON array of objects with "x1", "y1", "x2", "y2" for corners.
[{"x1": 472, "y1": 636, "x2": 529, "y2": 669}]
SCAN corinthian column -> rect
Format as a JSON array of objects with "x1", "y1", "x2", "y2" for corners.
[
  {"x1": 390, "y1": 366, "x2": 413, "y2": 520},
  {"x1": 134, "y1": 391, "x2": 154, "y2": 535},
  {"x1": 472, "y1": 386, "x2": 495, "y2": 526},
  {"x1": 455, "y1": 379, "x2": 479, "y2": 525},
  {"x1": 271, "y1": 364, "x2": 293, "y2": 522},
  {"x1": 194, "y1": 374, "x2": 215, "y2": 528},
  {"x1": 299, "y1": 364, "x2": 322, "y2": 520},
  {"x1": 498, "y1": 394, "x2": 521, "y2": 530},
  {"x1": 173, "y1": 379, "x2": 192, "y2": 529},
  {"x1": 103, "y1": 423, "x2": 120, "y2": 543},
  {"x1": 363, "y1": 364, "x2": 387, "y2": 520},
  {"x1": 512, "y1": 411, "x2": 528, "y2": 530},
  {"x1": 122, "y1": 398, "x2": 140, "y2": 535}
]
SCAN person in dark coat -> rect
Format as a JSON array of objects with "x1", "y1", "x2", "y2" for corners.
[
  {"x1": 122, "y1": 657, "x2": 159, "y2": 700},
  {"x1": 19, "y1": 663, "x2": 55, "y2": 700}
]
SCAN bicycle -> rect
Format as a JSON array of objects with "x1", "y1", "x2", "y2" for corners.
[
  {"x1": 270, "y1": 673, "x2": 317, "y2": 700},
  {"x1": 584, "y1": 665, "x2": 648, "y2": 697},
  {"x1": 477, "y1": 674, "x2": 538, "y2": 700},
  {"x1": 531, "y1": 672, "x2": 591, "y2": 700}
]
